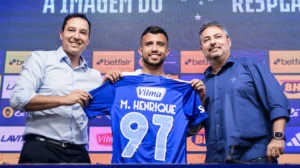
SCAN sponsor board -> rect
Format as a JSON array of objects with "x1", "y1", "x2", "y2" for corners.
[
  {"x1": 284, "y1": 127, "x2": 300, "y2": 153},
  {"x1": 0, "y1": 127, "x2": 25, "y2": 151},
  {"x1": 180, "y1": 51, "x2": 209, "y2": 73},
  {"x1": 187, "y1": 154, "x2": 206, "y2": 164},
  {"x1": 278, "y1": 154, "x2": 300, "y2": 164},
  {"x1": 180, "y1": 75, "x2": 204, "y2": 81},
  {"x1": 2, "y1": 107, "x2": 14, "y2": 119},
  {"x1": 89, "y1": 127, "x2": 112, "y2": 151},
  {"x1": 89, "y1": 153, "x2": 112, "y2": 164},
  {"x1": 168, "y1": 75, "x2": 179, "y2": 79},
  {"x1": 187, "y1": 128, "x2": 206, "y2": 152},
  {"x1": 0, "y1": 100, "x2": 27, "y2": 126},
  {"x1": 269, "y1": 51, "x2": 300, "y2": 73},
  {"x1": 1, "y1": 75, "x2": 19, "y2": 99},
  {"x1": 93, "y1": 51, "x2": 134, "y2": 73},
  {"x1": 4, "y1": 51, "x2": 30, "y2": 74},
  {"x1": 275, "y1": 76, "x2": 300, "y2": 99},
  {"x1": 0, "y1": 153, "x2": 20, "y2": 164},
  {"x1": 231, "y1": 50, "x2": 269, "y2": 67},
  {"x1": 88, "y1": 115, "x2": 111, "y2": 126},
  {"x1": 288, "y1": 100, "x2": 300, "y2": 127}
]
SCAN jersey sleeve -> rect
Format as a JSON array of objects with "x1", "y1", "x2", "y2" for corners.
[
  {"x1": 84, "y1": 81, "x2": 115, "y2": 119},
  {"x1": 183, "y1": 88, "x2": 208, "y2": 126}
]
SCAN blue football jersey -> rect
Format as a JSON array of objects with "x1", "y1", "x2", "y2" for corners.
[{"x1": 84, "y1": 74, "x2": 207, "y2": 163}]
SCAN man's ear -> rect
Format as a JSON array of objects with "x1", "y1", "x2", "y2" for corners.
[
  {"x1": 166, "y1": 48, "x2": 170, "y2": 57},
  {"x1": 86, "y1": 37, "x2": 90, "y2": 46},
  {"x1": 59, "y1": 30, "x2": 63, "y2": 40},
  {"x1": 228, "y1": 38, "x2": 232, "y2": 47},
  {"x1": 138, "y1": 47, "x2": 142, "y2": 56}
]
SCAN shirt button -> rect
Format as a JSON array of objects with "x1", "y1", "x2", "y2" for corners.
[{"x1": 217, "y1": 124, "x2": 220, "y2": 127}]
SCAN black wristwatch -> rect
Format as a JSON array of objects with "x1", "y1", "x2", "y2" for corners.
[{"x1": 273, "y1": 132, "x2": 286, "y2": 141}]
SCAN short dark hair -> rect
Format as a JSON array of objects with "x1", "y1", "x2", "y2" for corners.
[
  {"x1": 61, "y1": 13, "x2": 91, "y2": 36},
  {"x1": 141, "y1": 26, "x2": 169, "y2": 44},
  {"x1": 199, "y1": 21, "x2": 229, "y2": 45}
]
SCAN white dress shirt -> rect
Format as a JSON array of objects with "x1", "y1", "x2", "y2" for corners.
[{"x1": 10, "y1": 47, "x2": 102, "y2": 144}]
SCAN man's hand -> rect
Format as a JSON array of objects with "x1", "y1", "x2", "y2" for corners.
[
  {"x1": 103, "y1": 70, "x2": 123, "y2": 83},
  {"x1": 267, "y1": 139, "x2": 285, "y2": 163},
  {"x1": 190, "y1": 79, "x2": 206, "y2": 103},
  {"x1": 63, "y1": 89, "x2": 92, "y2": 107}
]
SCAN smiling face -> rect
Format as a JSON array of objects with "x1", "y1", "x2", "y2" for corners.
[
  {"x1": 5, "y1": 109, "x2": 10, "y2": 117},
  {"x1": 200, "y1": 26, "x2": 231, "y2": 62},
  {"x1": 138, "y1": 32, "x2": 170, "y2": 68},
  {"x1": 60, "y1": 17, "x2": 90, "y2": 58}
]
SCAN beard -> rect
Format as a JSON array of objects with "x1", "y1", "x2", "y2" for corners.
[
  {"x1": 211, "y1": 54, "x2": 222, "y2": 60},
  {"x1": 205, "y1": 52, "x2": 223, "y2": 61},
  {"x1": 142, "y1": 55, "x2": 166, "y2": 67}
]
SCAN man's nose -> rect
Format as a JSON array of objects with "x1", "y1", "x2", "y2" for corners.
[
  {"x1": 210, "y1": 38, "x2": 216, "y2": 45},
  {"x1": 151, "y1": 44, "x2": 158, "y2": 51},
  {"x1": 73, "y1": 31, "x2": 80, "y2": 39}
]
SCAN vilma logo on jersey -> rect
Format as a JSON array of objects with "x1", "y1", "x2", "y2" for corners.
[{"x1": 136, "y1": 87, "x2": 166, "y2": 101}]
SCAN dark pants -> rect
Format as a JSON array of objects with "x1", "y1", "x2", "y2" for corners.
[
  {"x1": 19, "y1": 137, "x2": 91, "y2": 163},
  {"x1": 249, "y1": 156, "x2": 278, "y2": 164}
]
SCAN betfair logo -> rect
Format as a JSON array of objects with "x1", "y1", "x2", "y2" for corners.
[
  {"x1": 273, "y1": 58, "x2": 300, "y2": 65},
  {"x1": 181, "y1": 51, "x2": 209, "y2": 73},
  {"x1": 96, "y1": 59, "x2": 131, "y2": 65},
  {"x1": 5, "y1": 51, "x2": 31, "y2": 73},
  {"x1": 282, "y1": 81, "x2": 300, "y2": 94},
  {"x1": 269, "y1": 51, "x2": 300, "y2": 73},
  {"x1": 93, "y1": 51, "x2": 134, "y2": 73},
  {"x1": 8, "y1": 59, "x2": 24, "y2": 66},
  {"x1": 184, "y1": 59, "x2": 209, "y2": 65}
]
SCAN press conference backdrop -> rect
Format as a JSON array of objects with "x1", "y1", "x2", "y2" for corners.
[{"x1": 0, "y1": 0, "x2": 300, "y2": 164}]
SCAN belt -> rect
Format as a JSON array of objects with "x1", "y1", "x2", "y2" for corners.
[{"x1": 24, "y1": 134, "x2": 85, "y2": 149}]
